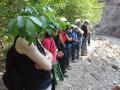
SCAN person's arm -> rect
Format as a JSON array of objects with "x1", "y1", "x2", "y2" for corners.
[
  {"x1": 38, "y1": 39, "x2": 53, "y2": 60},
  {"x1": 15, "y1": 37, "x2": 52, "y2": 71},
  {"x1": 72, "y1": 32, "x2": 77, "y2": 41},
  {"x1": 42, "y1": 39, "x2": 51, "y2": 51},
  {"x1": 87, "y1": 25, "x2": 90, "y2": 34},
  {"x1": 66, "y1": 34, "x2": 72, "y2": 41},
  {"x1": 58, "y1": 33, "x2": 65, "y2": 47}
]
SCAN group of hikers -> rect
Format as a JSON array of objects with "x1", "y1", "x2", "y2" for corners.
[{"x1": 2, "y1": 17, "x2": 92, "y2": 90}]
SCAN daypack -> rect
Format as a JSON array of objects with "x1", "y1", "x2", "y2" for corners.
[{"x1": 2, "y1": 45, "x2": 23, "y2": 90}]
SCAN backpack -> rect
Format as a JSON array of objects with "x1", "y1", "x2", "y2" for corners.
[
  {"x1": 2, "y1": 43, "x2": 23, "y2": 90},
  {"x1": 81, "y1": 24, "x2": 88, "y2": 38}
]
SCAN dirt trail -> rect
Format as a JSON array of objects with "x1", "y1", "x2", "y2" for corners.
[{"x1": 56, "y1": 36, "x2": 120, "y2": 90}]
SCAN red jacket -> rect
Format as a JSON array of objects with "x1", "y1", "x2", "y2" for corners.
[{"x1": 42, "y1": 38, "x2": 57, "y2": 63}]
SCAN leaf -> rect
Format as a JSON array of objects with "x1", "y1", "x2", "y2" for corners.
[
  {"x1": 29, "y1": 36, "x2": 36, "y2": 45},
  {"x1": 8, "y1": 18, "x2": 17, "y2": 34},
  {"x1": 42, "y1": 7, "x2": 47, "y2": 12},
  {"x1": 29, "y1": 16, "x2": 43, "y2": 27},
  {"x1": 49, "y1": 24, "x2": 54, "y2": 29},
  {"x1": 17, "y1": 16, "x2": 26, "y2": 29},
  {"x1": 47, "y1": 6, "x2": 53, "y2": 12},
  {"x1": 25, "y1": 7, "x2": 33, "y2": 15},
  {"x1": 39, "y1": 16, "x2": 47, "y2": 28},
  {"x1": 26, "y1": 19, "x2": 36, "y2": 35},
  {"x1": 59, "y1": 22, "x2": 67, "y2": 30},
  {"x1": 13, "y1": 23, "x2": 19, "y2": 37},
  {"x1": 54, "y1": 22, "x2": 60, "y2": 30}
]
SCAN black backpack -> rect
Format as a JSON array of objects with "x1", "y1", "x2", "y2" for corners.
[{"x1": 2, "y1": 45, "x2": 23, "y2": 90}]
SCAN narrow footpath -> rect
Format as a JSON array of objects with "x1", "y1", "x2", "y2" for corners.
[{"x1": 56, "y1": 36, "x2": 120, "y2": 90}]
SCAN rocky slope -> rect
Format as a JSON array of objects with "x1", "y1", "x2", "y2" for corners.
[
  {"x1": 95, "y1": 0, "x2": 120, "y2": 38},
  {"x1": 56, "y1": 36, "x2": 120, "y2": 90}
]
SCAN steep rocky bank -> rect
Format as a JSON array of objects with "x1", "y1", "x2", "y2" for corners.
[{"x1": 95, "y1": 0, "x2": 120, "y2": 38}]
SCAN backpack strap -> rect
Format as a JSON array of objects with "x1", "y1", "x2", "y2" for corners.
[
  {"x1": 35, "y1": 38, "x2": 46, "y2": 56},
  {"x1": 13, "y1": 36, "x2": 19, "y2": 47}
]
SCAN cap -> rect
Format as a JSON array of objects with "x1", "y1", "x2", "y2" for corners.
[
  {"x1": 60, "y1": 17, "x2": 67, "y2": 22},
  {"x1": 84, "y1": 19, "x2": 89, "y2": 23},
  {"x1": 75, "y1": 19, "x2": 81, "y2": 23}
]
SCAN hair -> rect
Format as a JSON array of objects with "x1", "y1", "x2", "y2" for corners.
[
  {"x1": 44, "y1": 30, "x2": 52, "y2": 38},
  {"x1": 84, "y1": 21, "x2": 90, "y2": 25},
  {"x1": 76, "y1": 22, "x2": 81, "y2": 27}
]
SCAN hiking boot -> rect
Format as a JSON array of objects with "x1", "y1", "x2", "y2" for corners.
[
  {"x1": 76, "y1": 57, "x2": 80, "y2": 60},
  {"x1": 72, "y1": 60, "x2": 77, "y2": 63},
  {"x1": 81, "y1": 53, "x2": 87, "y2": 56},
  {"x1": 63, "y1": 73, "x2": 68, "y2": 77},
  {"x1": 66, "y1": 66, "x2": 71, "y2": 70}
]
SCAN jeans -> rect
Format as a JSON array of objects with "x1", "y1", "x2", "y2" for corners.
[
  {"x1": 72, "y1": 43, "x2": 77, "y2": 61},
  {"x1": 88, "y1": 33, "x2": 90, "y2": 45},
  {"x1": 58, "y1": 47, "x2": 67, "y2": 74},
  {"x1": 66, "y1": 44, "x2": 72, "y2": 66},
  {"x1": 76, "y1": 38, "x2": 82, "y2": 59},
  {"x1": 46, "y1": 85, "x2": 52, "y2": 90},
  {"x1": 81, "y1": 37, "x2": 87, "y2": 55}
]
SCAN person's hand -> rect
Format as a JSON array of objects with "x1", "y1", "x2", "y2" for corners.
[
  {"x1": 35, "y1": 64, "x2": 42, "y2": 70},
  {"x1": 57, "y1": 51, "x2": 64, "y2": 58},
  {"x1": 46, "y1": 53, "x2": 53, "y2": 61},
  {"x1": 63, "y1": 44, "x2": 66, "y2": 48}
]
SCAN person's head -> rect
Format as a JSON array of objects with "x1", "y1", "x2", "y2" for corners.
[
  {"x1": 66, "y1": 22, "x2": 71, "y2": 30},
  {"x1": 53, "y1": 29, "x2": 59, "y2": 36},
  {"x1": 75, "y1": 19, "x2": 81, "y2": 27},
  {"x1": 59, "y1": 17, "x2": 68, "y2": 30},
  {"x1": 72, "y1": 25, "x2": 78, "y2": 32},
  {"x1": 84, "y1": 20, "x2": 90, "y2": 25},
  {"x1": 44, "y1": 30, "x2": 52, "y2": 38}
]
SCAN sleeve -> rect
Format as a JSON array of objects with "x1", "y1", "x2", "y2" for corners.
[
  {"x1": 42, "y1": 39, "x2": 51, "y2": 51},
  {"x1": 15, "y1": 37, "x2": 52, "y2": 70}
]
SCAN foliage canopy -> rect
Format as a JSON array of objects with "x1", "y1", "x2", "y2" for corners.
[{"x1": 0, "y1": 0, "x2": 104, "y2": 44}]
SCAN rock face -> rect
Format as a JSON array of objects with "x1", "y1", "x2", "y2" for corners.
[{"x1": 95, "y1": 0, "x2": 120, "y2": 38}]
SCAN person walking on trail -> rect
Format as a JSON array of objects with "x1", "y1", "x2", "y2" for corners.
[
  {"x1": 71, "y1": 25, "x2": 78, "y2": 62},
  {"x1": 65, "y1": 23, "x2": 73, "y2": 70},
  {"x1": 75, "y1": 19, "x2": 84, "y2": 59},
  {"x1": 3, "y1": 35, "x2": 53, "y2": 90},
  {"x1": 81, "y1": 20, "x2": 90, "y2": 56}
]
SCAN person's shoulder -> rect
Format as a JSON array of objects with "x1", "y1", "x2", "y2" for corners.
[
  {"x1": 42, "y1": 38, "x2": 51, "y2": 43},
  {"x1": 15, "y1": 37, "x2": 37, "y2": 54}
]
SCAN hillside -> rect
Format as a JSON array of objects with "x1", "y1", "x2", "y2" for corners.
[{"x1": 95, "y1": 0, "x2": 120, "y2": 38}]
